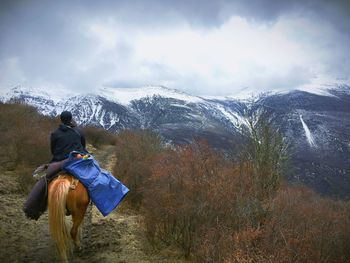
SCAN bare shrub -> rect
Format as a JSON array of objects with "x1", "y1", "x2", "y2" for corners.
[
  {"x1": 139, "y1": 118, "x2": 350, "y2": 262},
  {"x1": 143, "y1": 141, "x2": 239, "y2": 257},
  {"x1": 109, "y1": 117, "x2": 350, "y2": 262},
  {"x1": 0, "y1": 102, "x2": 56, "y2": 193},
  {"x1": 113, "y1": 129, "x2": 164, "y2": 209},
  {"x1": 82, "y1": 125, "x2": 116, "y2": 148},
  {"x1": 261, "y1": 185, "x2": 350, "y2": 263}
]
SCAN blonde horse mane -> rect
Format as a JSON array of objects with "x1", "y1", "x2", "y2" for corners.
[{"x1": 48, "y1": 176, "x2": 71, "y2": 262}]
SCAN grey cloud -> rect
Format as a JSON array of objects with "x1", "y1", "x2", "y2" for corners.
[
  {"x1": 82, "y1": 0, "x2": 350, "y2": 31},
  {"x1": 105, "y1": 62, "x2": 181, "y2": 89},
  {"x1": 2, "y1": 0, "x2": 350, "y2": 29},
  {"x1": 0, "y1": 0, "x2": 349, "y2": 95}
]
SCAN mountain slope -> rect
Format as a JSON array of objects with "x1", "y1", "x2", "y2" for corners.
[
  {"x1": 1, "y1": 85, "x2": 246, "y2": 148},
  {"x1": 1, "y1": 84, "x2": 350, "y2": 197},
  {"x1": 254, "y1": 89, "x2": 350, "y2": 196}
]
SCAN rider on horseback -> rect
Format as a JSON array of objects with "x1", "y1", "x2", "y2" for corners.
[
  {"x1": 23, "y1": 111, "x2": 88, "y2": 220},
  {"x1": 51, "y1": 111, "x2": 88, "y2": 162}
]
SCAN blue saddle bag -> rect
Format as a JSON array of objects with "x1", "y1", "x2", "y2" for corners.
[{"x1": 62, "y1": 152, "x2": 129, "y2": 216}]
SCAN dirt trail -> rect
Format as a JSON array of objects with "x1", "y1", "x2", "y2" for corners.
[
  {"x1": 0, "y1": 146, "x2": 186, "y2": 263},
  {"x1": 0, "y1": 170, "x2": 57, "y2": 262}
]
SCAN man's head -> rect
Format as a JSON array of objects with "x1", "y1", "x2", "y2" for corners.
[{"x1": 60, "y1": 111, "x2": 73, "y2": 125}]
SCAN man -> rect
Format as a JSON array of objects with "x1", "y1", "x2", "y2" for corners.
[
  {"x1": 24, "y1": 111, "x2": 88, "y2": 220},
  {"x1": 50, "y1": 111, "x2": 88, "y2": 162}
]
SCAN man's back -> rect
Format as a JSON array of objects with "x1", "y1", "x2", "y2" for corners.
[{"x1": 50, "y1": 124, "x2": 87, "y2": 162}]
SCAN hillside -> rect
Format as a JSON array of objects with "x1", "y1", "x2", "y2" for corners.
[
  {"x1": 1, "y1": 85, "x2": 350, "y2": 197},
  {"x1": 0, "y1": 102, "x2": 350, "y2": 262}
]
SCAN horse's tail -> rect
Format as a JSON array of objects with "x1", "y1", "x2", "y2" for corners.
[{"x1": 48, "y1": 177, "x2": 71, "y2": 262}]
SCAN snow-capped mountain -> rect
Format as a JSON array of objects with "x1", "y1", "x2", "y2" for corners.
[
  {"x1": 1, "y1": 84, "x2": 350, "y2": 198},
  {"x1": 252, "y1": 88, "x2": 350, "y2": 197},
  {"x1": 0, "y1": 85, "x2": 248, "y2": 148}
]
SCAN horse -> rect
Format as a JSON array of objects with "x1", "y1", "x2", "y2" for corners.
[{"x1": 48, "y1": 173, "x2": 90, "y2": 262}]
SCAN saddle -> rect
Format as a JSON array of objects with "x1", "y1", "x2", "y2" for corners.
[{"x1": 23, "y1": 159, "x2": 68, "y2": 220}]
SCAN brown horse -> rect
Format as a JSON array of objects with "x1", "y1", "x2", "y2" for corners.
[{"x1": 48, "y1": 174, "x2": 90, "y2": 262}]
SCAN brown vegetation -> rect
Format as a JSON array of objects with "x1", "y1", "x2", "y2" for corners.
[
  {"x1": 0, "y1": 102, "x2": 117, "y2": 193},
  {"x1": 1, "y1": 101, "x2": 349, "y2": 262},
  {"x1": 113, "y1": 130, "x2": 163, "y2": 209},
  {"x1": 261, "y1": 185, "x2": 350, "y2": 262},
  {"x1": 82, "y1": 126, "x2": 116, "y2": 149},
  {"x1": 0, "y1": 102, "x2": 56, "y2": 192},
  {"x1": 113, "y1": 123, "x2": 350, "y2": 262}
]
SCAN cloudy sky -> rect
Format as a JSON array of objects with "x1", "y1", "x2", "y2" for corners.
[{"x1": 0, "y1": 0, "x2": 349, "y2": 96}]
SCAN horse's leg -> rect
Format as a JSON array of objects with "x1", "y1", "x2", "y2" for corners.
[
  {"x1": 67, "y1": 181, "x2": 90, "y2": 250},
  {"x1": 71, "y1": 210, "x2": 85, "y2": 249}
]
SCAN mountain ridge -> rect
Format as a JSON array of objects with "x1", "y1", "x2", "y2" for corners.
[{"x1": 1, "y1": 84, "x2": 350, "y2": 197}]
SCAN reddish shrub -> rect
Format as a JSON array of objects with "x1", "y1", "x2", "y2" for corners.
[
  {"x1": 260, "y1": 185, "x2": 350, "y2": 262},
  {"x1": 113, "y1": 129, "x2": 164, "y2": 209},
  {"x1": 140, "y1": 140, "x2": 350, "y2": 262},
  {"x1": 143, "y1": 142, "x2": 240, "y2": 257},
  {"x1": 82, "y1": 125, "x2": 116, "y2": 148},
  {"x1": 0, "y1": 102, "x2": 56, "y2": 193},
  {"x1": 110, "y1": 123, "x2": 350, "y2": 262}
]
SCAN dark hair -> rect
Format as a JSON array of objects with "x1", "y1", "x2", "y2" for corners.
[{"x1": 60, "y1": 111, "x2": 73, "y2": 125}]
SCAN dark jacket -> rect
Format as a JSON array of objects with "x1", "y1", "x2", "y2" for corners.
[{"x1": 50, "y1": 124, "x2": 88, "y2": 162}]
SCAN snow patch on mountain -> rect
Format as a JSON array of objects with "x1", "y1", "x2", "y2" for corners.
[
  {"x1": 297, "y1": 84, "x2": 336, "y2": 97},
  {"x1": 170, "y1": 103, "x2": 193, "y2": 110},
  {"x1": 296, "y1": 77, "x2": 349, "y2": 97},
  {"x1": 204, "y1": 92, "x2": 262, "y2": 102},
  {"x1": 108, "y1": 115, "x2": 120, "y2": 129},
  {"x1": 99, "y1": 86, "x2": 203, "y2": 105},
  {"x1": 216, "y1": 104, "x2": 248, "y2": 129},
  {"x1": 299, "y1": 115, "x2": 317, "y2": 147},
  {"x1": 0, "y1": 85, "x2": 76, "y2": 103}
]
